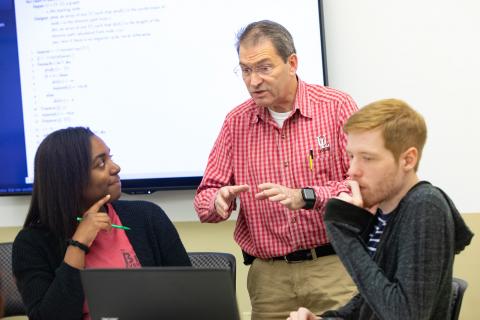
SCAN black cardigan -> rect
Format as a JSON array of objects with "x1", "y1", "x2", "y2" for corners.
[{"x1": 12, "y1": 200, "x2": 191, "y2": 320}]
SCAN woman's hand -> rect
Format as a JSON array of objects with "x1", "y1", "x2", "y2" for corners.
[
  {"x1": 64, "y1": 195, "x2": 112, "y2": 269},
  {"x1": 72, "y1": 194, "x2": 112, "y2": 246}
]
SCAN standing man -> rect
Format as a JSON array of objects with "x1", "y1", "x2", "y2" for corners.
[
  {"x1": 288, "y1": 99, "x2": 474, "y2": 320},
  {"x1": 194, "y1": 20, "x2": 357, "y2": 319}
]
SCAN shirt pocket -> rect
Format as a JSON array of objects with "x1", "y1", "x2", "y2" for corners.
[{"x1": 312, "y1": 149, "x2": 336, "y2": 183}]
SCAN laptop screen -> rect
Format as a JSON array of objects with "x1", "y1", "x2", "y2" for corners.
[{"x1": 80, "y1": 267, "x2": 240, "y2": 320}]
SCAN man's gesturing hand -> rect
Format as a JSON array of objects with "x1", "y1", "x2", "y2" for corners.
[
  {"x1": 255, "y1": 183, "x2": 305, "y2": 210},
  {"x1": 214, "y1": 185, "x2": 250, "y2": 218}
]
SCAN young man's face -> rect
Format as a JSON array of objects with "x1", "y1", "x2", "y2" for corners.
[{"x1": 346, "y1": 129, "x2": 406, "y2": 210}]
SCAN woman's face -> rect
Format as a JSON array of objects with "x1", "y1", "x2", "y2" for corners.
[{"x1": 82, "y1": 135, "x2": 121, "y2": 210}]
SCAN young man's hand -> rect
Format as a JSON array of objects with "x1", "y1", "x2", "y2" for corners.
[
  {"x1": 287, "y1": 307, "x2": 321, "y2": 320},
  {"x1": 336, "y1": 180, "x2": 377, "y2": 214}
]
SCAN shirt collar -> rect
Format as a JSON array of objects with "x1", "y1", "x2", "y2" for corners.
[
  {"x1": 250, "y1": 77, "x2": 310, "y2": 123},
  {"x1": 294, "y1": 78, "x2": 313, "y2": 119}
]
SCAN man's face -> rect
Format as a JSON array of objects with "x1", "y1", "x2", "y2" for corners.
[
  {"x1": 82, "y1": 136, "x2": 122, "y2": 210},
  {"x1": 238, "y1": 39, "x2": 297, "y2": 112},
  {"x1": 346, "y1": 129, "x2": 405, "y2": 209}
]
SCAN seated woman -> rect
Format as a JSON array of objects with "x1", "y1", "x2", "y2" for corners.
[{"x1": 12, "y1": 127, "x2": 191, "y2": 320}]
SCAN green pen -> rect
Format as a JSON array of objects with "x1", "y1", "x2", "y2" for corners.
[{"x1": 76, "y1": 217, "x2": 131, "y2": 230}]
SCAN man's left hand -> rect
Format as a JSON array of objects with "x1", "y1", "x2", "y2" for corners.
[
  {"x1": 287, "y1": 307, "x2": 321, "y2": 320},
  {"x1": 336, "y1": 180, "x2": 363, "y2": 207},
  {"x1": 255, "y1": 183, "x2": 305, "y2": 210},
  {"x1": 337, "y1": 180, "x2": 377, "y2": 214}
]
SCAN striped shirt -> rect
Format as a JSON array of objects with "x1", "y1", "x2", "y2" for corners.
[
  {"x1": 367, "y1": 209, "x2": 391, "y2": 256},
  {"x1": 194, "y1": 79, "x2": 358, "y2": 258}
]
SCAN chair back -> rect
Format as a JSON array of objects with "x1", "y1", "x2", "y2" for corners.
[
  {"x1": 188, "y1": 252, "x2": 236, "y2": 291},
  {"x1": 0, "y1": 242, "x2": 26, "y2": 316},
  {"x1": 451, "y1": 277, "x2": 468, "y2": 320}
]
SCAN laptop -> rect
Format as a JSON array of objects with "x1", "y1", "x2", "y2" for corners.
[{"x1": 80, "y1": 267, "x2": 240, "y2": 320}]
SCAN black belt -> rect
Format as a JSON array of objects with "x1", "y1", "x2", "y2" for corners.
[{"x1": 271, "y1": 244, "x2": 335, "y2": 263}]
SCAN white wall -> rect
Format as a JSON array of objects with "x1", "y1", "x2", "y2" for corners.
[
  {"x1": 1, "y1": 0, "x2": 479, "y2": 227},
  {"x1": 322, "y1": 0, "x2": 480, "y2": 214}
]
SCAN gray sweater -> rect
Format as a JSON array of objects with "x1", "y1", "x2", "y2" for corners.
[{"x1": 321, "y1": 181, "x2": 473, "y2": 320}]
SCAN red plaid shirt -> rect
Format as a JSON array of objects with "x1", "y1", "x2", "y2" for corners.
[{"x1": 194, "y1": 79, "x2": 358, "y2": 258}]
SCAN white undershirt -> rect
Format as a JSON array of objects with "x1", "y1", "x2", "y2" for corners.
[{"x1": 268, "y1": 108, "x2": 291, "y2": 128}]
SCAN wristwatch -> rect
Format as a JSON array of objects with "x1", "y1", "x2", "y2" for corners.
[{"x1": 301, "y1": 188, "x2": 316, "y2": 209}]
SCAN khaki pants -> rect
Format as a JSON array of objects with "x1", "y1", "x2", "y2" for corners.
[{"x1": 247, "y1": 254, "x2": 356, "y2": 320}]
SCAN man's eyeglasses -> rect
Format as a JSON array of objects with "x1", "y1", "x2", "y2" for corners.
[{"x1": 234, "y1": 64, "x2": 275, "y2": 78}]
